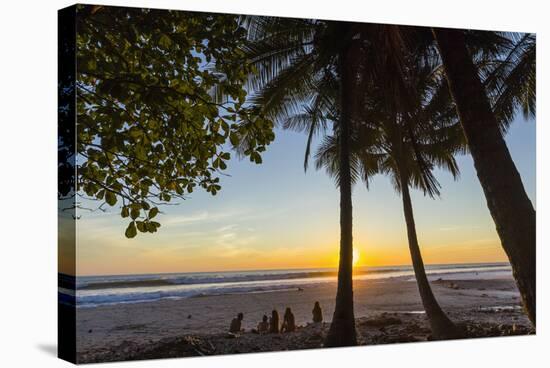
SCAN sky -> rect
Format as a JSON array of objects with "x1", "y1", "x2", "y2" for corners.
[{"x1": 71, "y1": 114, "x2": 536, "y2": 276}]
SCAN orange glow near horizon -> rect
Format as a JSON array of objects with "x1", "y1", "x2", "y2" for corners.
[
  {"x1": 352, "y1": 249, "x2": 360, "y2": 267},
  {"x1": 74, "y1": 178, "x2": 515, "y2": 277},
  {"x1": 75, "y1": 235, "x2": 509, "y2": 276}
]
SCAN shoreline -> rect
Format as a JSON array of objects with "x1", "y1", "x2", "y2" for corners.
[
  {"x1": 74, "y1": 265, "x2": 513, "y2": 308},
  {"x1": 76, "y1": 273, "x2": 533, "y2": 363}
]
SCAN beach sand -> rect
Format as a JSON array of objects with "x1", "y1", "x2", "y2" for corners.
[{"x1": 76, "y1": 273, "x2": 533, "y2": 363}]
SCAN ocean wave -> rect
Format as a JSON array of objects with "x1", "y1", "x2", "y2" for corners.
[
  {"x1": 80, "y1": 279, "x2": 176, "y2": 290},
  {"x1": 78, "y1": 270, "x2": 340, "y2": 290},
  {"x1": 71, "y1": 263, "x2": 511, "y2": 307},
  {"x1": 76, "y1": 284, "x2": 306, "y2": 307},
  {"x1": 76, "y1": 263, "x2": 509, "y2": 290}
]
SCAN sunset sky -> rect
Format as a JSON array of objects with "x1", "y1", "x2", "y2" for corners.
[{"x1": 71, "y1": 114, "x2": 535, "y2": 276}]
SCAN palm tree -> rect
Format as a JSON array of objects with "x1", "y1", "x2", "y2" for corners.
[
  {"x1": 309, "y1": 51, "x2": 466, "y2": 338},
  {"x1": 243, "y1": 20, "x2": 537, "y2": 342},
  {"x1": 488, "y1": 33, "x2": 536, "y2": 126},
  {"x1": 325, "y1": 30, "x2": 364, "y2": 347},
  {"x1": 242, "y1": 20, "x2": 462, "y2": 344},
  {"x1": 360, "y1": 28, "x2": 467, "y2": 339},
  {"x1": 242, "y1": 17, "x2": 359, "y2": 346},
  {"x1": 432, "y1": 28, "x2": 536, "y2": 324},
  {"x1": 371, "y1": 115, "x2": 465, "y2": 340}
]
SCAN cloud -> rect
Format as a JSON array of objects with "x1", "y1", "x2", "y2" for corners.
[
  {"x1": 163, "y1": 209, "x2": 247, "y2": 226},
  {"x1": 217, "y1": 224, "x2": 238, "y2": 233},
  {"x1": 163, "y1": 211, "x2": 210, "y2": 225},
  {"x1": 214, "y1": 244, "x2": 263, "y2": 258}
]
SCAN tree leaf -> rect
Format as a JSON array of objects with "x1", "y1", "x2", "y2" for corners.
[
  {"x1": 136, "y1": 221, "x2": 146, "y2": 233},
  {"x1": 149, "y1": 207, "x2": 159, "y2": 219},
  {"x1": 130, "y1": 207, "x2": 140, "y2": 220},
  {"x1": 105, "y1": 191, "x2": 117, "y2": 206},
  {"x1": 125, "y1": 221, "x2": 137, "y2": 238}
]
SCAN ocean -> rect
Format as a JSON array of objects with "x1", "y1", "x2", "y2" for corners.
[{"x1": 65, "y1": 262, "x2": 511, "y2": 308}]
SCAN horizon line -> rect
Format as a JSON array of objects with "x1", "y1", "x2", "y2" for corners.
[{"x1": 68, "y1": 260, "x2": 510, "y2": 278}]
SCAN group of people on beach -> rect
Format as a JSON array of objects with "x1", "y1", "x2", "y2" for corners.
[{"x1": 229, "y1": 301, "x2": 324, "y2": 334}]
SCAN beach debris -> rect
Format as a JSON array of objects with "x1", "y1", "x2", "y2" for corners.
[
  {"x1": 434, "y1": 279, "x2": 461, "y2": 290},
  {"x1": 306, "y1": 332, "x2": 324, "y2": 344},
  {"x1": 181, "y1": 336, "x2": 216, "y2": 355},
  {"x1": 361, "y1": 315, "x2": 402, "y2": 328},
  {"x1": 463, "y1": 320, "x2": 533, "y2": 338},
  {"x1": 76, "y1": 307, "x2": 534, "y2": 364}
]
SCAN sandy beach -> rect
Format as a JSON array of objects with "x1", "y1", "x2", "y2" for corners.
[{"x1": 75, "y1": 272, "x2": 533, "y2": 363}]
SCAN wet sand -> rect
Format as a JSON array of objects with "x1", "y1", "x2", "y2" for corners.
[{"x1": 76, "y1": 273, "x2": 533, "y2": 363}]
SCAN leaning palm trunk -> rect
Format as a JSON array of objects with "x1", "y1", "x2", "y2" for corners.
[
  {"x1": 325, "y1": 41, "x2": 358, "y2": 348},
  {"x1": 396, "y1": 161, "x2": 462, "y2": 339},
  {"x1": 433, "y1": 28, "x2": 536, "y2": 325}
]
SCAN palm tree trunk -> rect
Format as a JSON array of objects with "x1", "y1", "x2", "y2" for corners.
[
  {"x1": 396, "y1": 161, "x2": 462, "y2": 339},
  {"x1": 433, "y1": 28, "x2": 536, "y2": 326},
  {"x1": 324, "y1": 41, "x2": 358, "y2": 348}
]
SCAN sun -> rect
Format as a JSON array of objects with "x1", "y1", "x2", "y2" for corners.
[{"x1": 352, "y1": 249, "x2": 360, "y2": 267}]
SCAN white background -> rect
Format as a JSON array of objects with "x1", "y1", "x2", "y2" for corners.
[{"x1": 0, "y1": 0, "x2": 547, "y2": 366}]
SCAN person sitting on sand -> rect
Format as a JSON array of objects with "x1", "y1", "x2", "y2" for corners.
[
  {"x1": 229, "y1": 312, "x2": 244, "y2": 333},
  {"x1": 280, "y1": 307, "x2": 296, "y2": 333},
  {"x1": 257, "y1": 315, "x2": 269, "y2": 334},
  {"x1": 269, "y1": 310, "x2": 279, "y2": 333},
  {"x1": 312, "y1": 301, "x2": 323, "y2": 323}
]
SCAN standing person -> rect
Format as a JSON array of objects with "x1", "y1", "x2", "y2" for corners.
[
  {"x1": 229, "y1": 312, "x2": 244, "y2": 333},
  {"x1": 281, "y1": 307, "x2": 296, "y2": 333},
  {"x1": 269, "y1": 310, "x2": 279, "y2": 333},
  {"x1": 312, "y1": 301, "x2": 323, "y2": 323}
]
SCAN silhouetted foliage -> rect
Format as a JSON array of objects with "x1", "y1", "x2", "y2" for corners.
[
  {"x1": 75, "y1": 5, "x2": 275, "y2": 237},
  {"x1": 58, "y1": 8, "x2": 76, "y2": 201}
]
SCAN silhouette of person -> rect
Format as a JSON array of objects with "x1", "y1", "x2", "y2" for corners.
[
  {"x1": 229, "y1": 312, "x2": 244, "y2": 333},
  {"x1": 269, "y1": 310, "x2": 280, "y2": 333},
  {"x1": 312, "y1": 301, "x2": 323, "y2": 323},
  {"x1": 281, "y1": 307, "x2": 296, "y2": 333},
  {"x1": 257, "y1": 314, "x2": 269, "y2": 333}
]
